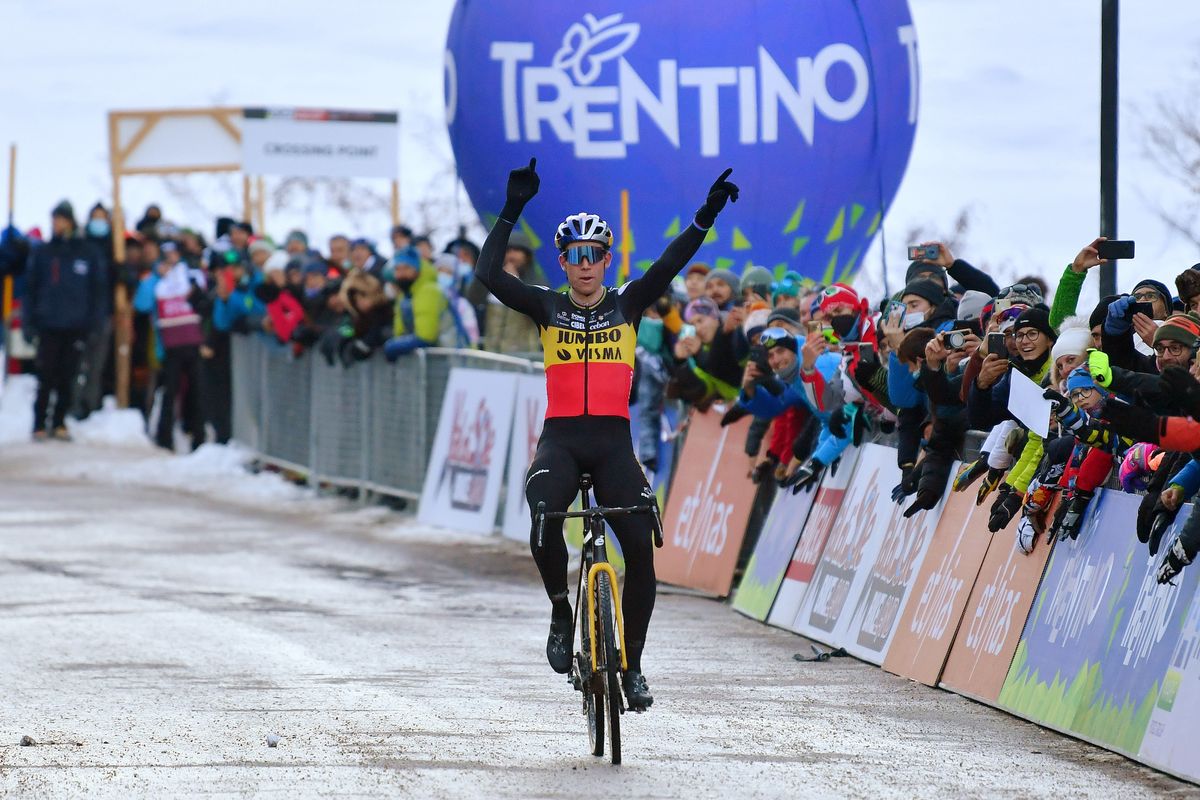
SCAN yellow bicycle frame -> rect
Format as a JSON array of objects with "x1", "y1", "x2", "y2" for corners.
[{"x1": 586, "y1": 562, "x2": 628, "y2": 673}]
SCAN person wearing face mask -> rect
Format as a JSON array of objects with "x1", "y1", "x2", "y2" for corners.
[
  {"x1": 434, "y1": 253, "x2": 480, "y2": 348},
  {"x1": 71, "y1": 202, "x2": 117, "y2": 419},
  {"x1": 779, "y1": 283, "x2": 883, "y2": 492},
  {"x1": 25, "y1": 200, "x2": 109, "y2": 440},
  {"x1": 1101, "y1": 278, "x2": 1173, "y2": 374},
  {"x1": 382, "y1": 246, "x2": 452, "y2": 358}
]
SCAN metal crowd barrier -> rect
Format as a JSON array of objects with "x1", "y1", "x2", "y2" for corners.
[{"x1": 230, "y1": 335, "x2": 542, "y2": 499}]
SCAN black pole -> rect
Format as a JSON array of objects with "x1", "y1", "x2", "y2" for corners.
[{"x1": 1099, "y1": 0, "x2": 1119, "y2": 297}]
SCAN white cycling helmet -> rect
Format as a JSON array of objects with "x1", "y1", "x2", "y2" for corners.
[{"x1": 554, "y1": 212, "x2": 613, "y2": 251}]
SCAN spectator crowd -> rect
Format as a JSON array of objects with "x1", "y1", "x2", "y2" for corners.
[{"x1": 5, "y1": 197, "x2": 1200, "y2": 585}]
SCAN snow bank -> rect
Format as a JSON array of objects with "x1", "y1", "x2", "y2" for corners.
[
  {"x1": 0, "y1": 374, "x2": 36, "y2": 444},
  {"x1": 65, "y1": 397, "x2": 153, "y2": 448}
]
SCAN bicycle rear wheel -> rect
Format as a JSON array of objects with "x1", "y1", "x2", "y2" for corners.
[
  {"x1": 596, "y1": 570, "x2": 622, "y2": 765},
  {"x1": 581, "y1": 581, "x2": 604, "y2": 757}
]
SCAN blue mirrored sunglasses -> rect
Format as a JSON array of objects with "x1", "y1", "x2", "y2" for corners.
[{"x1": 561, "y1": 244, "x2": 608, "y2": 265}]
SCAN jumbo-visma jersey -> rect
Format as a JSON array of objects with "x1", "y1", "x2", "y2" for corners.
[{"x1": 538, "y1": 286, "x2": 638, "y2": 419}]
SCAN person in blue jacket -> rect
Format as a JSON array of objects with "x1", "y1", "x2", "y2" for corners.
[
  {"x1": 24, "y1": 200, "x2": 109, "y2": 440},
  {"x1": 735, "y1": 324, "x2": 846, "y2": 493}
]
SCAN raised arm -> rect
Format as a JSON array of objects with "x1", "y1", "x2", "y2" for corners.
[
  {"x1": 620, "y1": 168, "x2": 739, "y2": 311},
  {"x1": 475, "y1": 158, "x2": 547, "y2": 321}
]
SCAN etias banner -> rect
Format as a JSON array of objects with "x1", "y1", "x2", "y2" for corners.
[{"x1": 445, "y1": 1, "x2": 918, "y2": 286}]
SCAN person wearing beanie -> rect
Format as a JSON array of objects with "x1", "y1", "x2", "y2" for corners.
[
  {"x1": 284, "y1": 229, "x2": 310, "y2": 259},
  {"x1": 957, "y1": 290, "x2": 990, "y2": 325},
  {"x1": 1086, "y1": 312, "x2": 1200, "y2": 418},
  {"x1": 1049, "y1": 316, "x2": 1093, "y2": 388},
  {"x1": 1132, "y1": 279, "x2": 1173, "y2": 319},
  {"x1": 25, "y1": 199, "x2": 109, "y2": 440},
  {"x1": 967, "y1": 304, "x2": 1059, "y2": 534},
  {"x1": 771, "y1": 277, "x2": 801, "y2": 309},
  {"x1": 741, "y1": 265, "x2": 774, "y2": 302},
  {"x1": 766, "y1": 306, "x2": 802, "y2": 335},
  {"x1": 816, "y1": 282, "x2": 875, "y2": 344},
  {"x1": 903, "y1": 241, "x2": 999, "y2": 297},
  {"x1": 704, "y1": 268, "x2": 740, "y2": 309},
  {"x1": 742, "y1": 307, "x2": 772, "y2": 341},
  {"x1": 1102, "y1": 278, "x2": 1177, "y2": 374},
  {"x1": 248, "y1": 238, "x2": 274, "y2": 269}
]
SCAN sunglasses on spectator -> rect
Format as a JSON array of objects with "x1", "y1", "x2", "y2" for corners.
[
  {"x1": 997, "y1": 283, "x2": 1042, "y2": 300},
  {"x1": 760, "y1": 327, "x2": 791, "y2": 348},
  {"x1": 561, "y1": 245, "x2": 608, "y2": 265},
  {"x1": 1154, "y1": 341, "x2": 1190, "y2": 357}
]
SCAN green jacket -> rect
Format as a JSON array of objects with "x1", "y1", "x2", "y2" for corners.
[
  {"x1": 1049, "y1": 265, "x2": 1087, "y2": 329},
  {"x1": 1004, "y1": 357, "x2": 1052, "y2": 494},
  {"x1": 393, "y1": 263, "x2": 447, "y2": 343}
]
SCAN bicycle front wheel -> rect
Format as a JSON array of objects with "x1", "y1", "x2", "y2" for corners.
[{"x1": 596, "y1": 570, "x2": 622, "y2": 765}]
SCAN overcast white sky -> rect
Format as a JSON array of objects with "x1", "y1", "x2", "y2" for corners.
[{"x1": 3, "y1": 0, "x2": 1199, "y2": 303}]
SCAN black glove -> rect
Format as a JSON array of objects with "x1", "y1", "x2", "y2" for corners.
[
  {"x1": 853, "y1": 357, "x2": 881, "y2": 389},
  {"x1": 1148, "y1": 508, "x2": 1178, "y2": 556},
  {"x1": 891, "y1": 463, "x2": 919, "y2": 503},
  {"x1": 784, "y1": 458, "x2": 826, "y2": 494},
  {"x1": 828, "y1": 407, "x2": 850, "y2": 439},
  {"x1": 694, "y1": 168, "x2": 739, "y2": 229},
  {"x1": 903, "y1": 487, "x2": 942, "y2": 519},
  {"x1": 1054, "y1": 488, "x2": 1094, "y2": 541},
  {"x1": 1042, "y1": 387, "x2": 1069, "y2": 414},
  {"x1": 1159, "y1": 535, "x2": 1195, "y2": 584},
  {"x1": 988, "y1": 485, "x2": 1022, "y2": 532},
  {"x1": 502, "y1": 157, "x2": 540, "y2": 218},
  {"x1": 852, "y1": 405, "x2": 869, "y2": 446},
  {"x1": 1161, "y1": 366, "x2": 1200, "y2": 418},
  {"x1": 720, "y1": 405, "x2": 749, "y2": 427},
  {"x1": 1099, "y1": 398, "x2": 1161, "y2": 444},
  {"x1": 751, "y1": 454, "x2": 778, "y2": 485}
]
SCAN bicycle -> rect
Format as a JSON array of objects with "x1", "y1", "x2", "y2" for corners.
[{"x1": 534, "y1": 473, "x2": 663, "y2": 765}]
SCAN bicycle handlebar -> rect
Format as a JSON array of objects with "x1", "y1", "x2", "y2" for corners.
[
  {"x1": 540, "y1": 505, "x2": 654, "y2": 520},
  {"x1": 535, "y1": 503, "x2": 665, "y2": 549}
]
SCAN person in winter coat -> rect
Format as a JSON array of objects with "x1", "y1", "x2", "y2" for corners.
[
  {"x1": 133, "y1": 252, "x2": 211, "y2": 451},
  {"x1": 967, "y1": 308, "x2": 1059, "y2": 531},
  {"x1": 467, "y1": 231, "x2": 544, "y2": 355},
  {"x1": 1100, "y1": 278, "x2": 1173, "y2": 374},
  {"x1": 73, "y1": 202, "x2": 117, "y2": 418},
  {"x1": 254, "y1": 251, "x2": 306, "y2": 346},
  {"x1": 383, "y1": 247, "x2": 452, "y2": 359},
  {"x1": 317, "y1": 269, "x2": 392, "y2": 366},
  {"x1": 24, "y1": 200, "x2": 109, "y2": 440}
]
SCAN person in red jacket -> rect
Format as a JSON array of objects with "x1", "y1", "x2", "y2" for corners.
[{"x1": 256, "y1": 251, "x2": 305, "y2": 346}]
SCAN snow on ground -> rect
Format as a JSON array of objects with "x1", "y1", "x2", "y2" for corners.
[{"x1": 0, "y1": 374, "x2": 491, "y2": 546}]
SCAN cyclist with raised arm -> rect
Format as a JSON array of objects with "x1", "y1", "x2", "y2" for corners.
[{"x1": 475, "y1": 158, "x2": 738, "y2": 710}]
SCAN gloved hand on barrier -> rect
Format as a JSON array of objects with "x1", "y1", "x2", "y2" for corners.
[
  {"x1": 891, "y1": 462, "x2": 919, "y2": 504},
  {"x1": 988, "y1": 484, "x2": 1022, "y2": 532},
  {"x1": 1052, "y1": 488, "x2": 1094, "y2": 541},
  {"x1": 783, "y1": 458, "x2": 825, "y2": 494}
]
